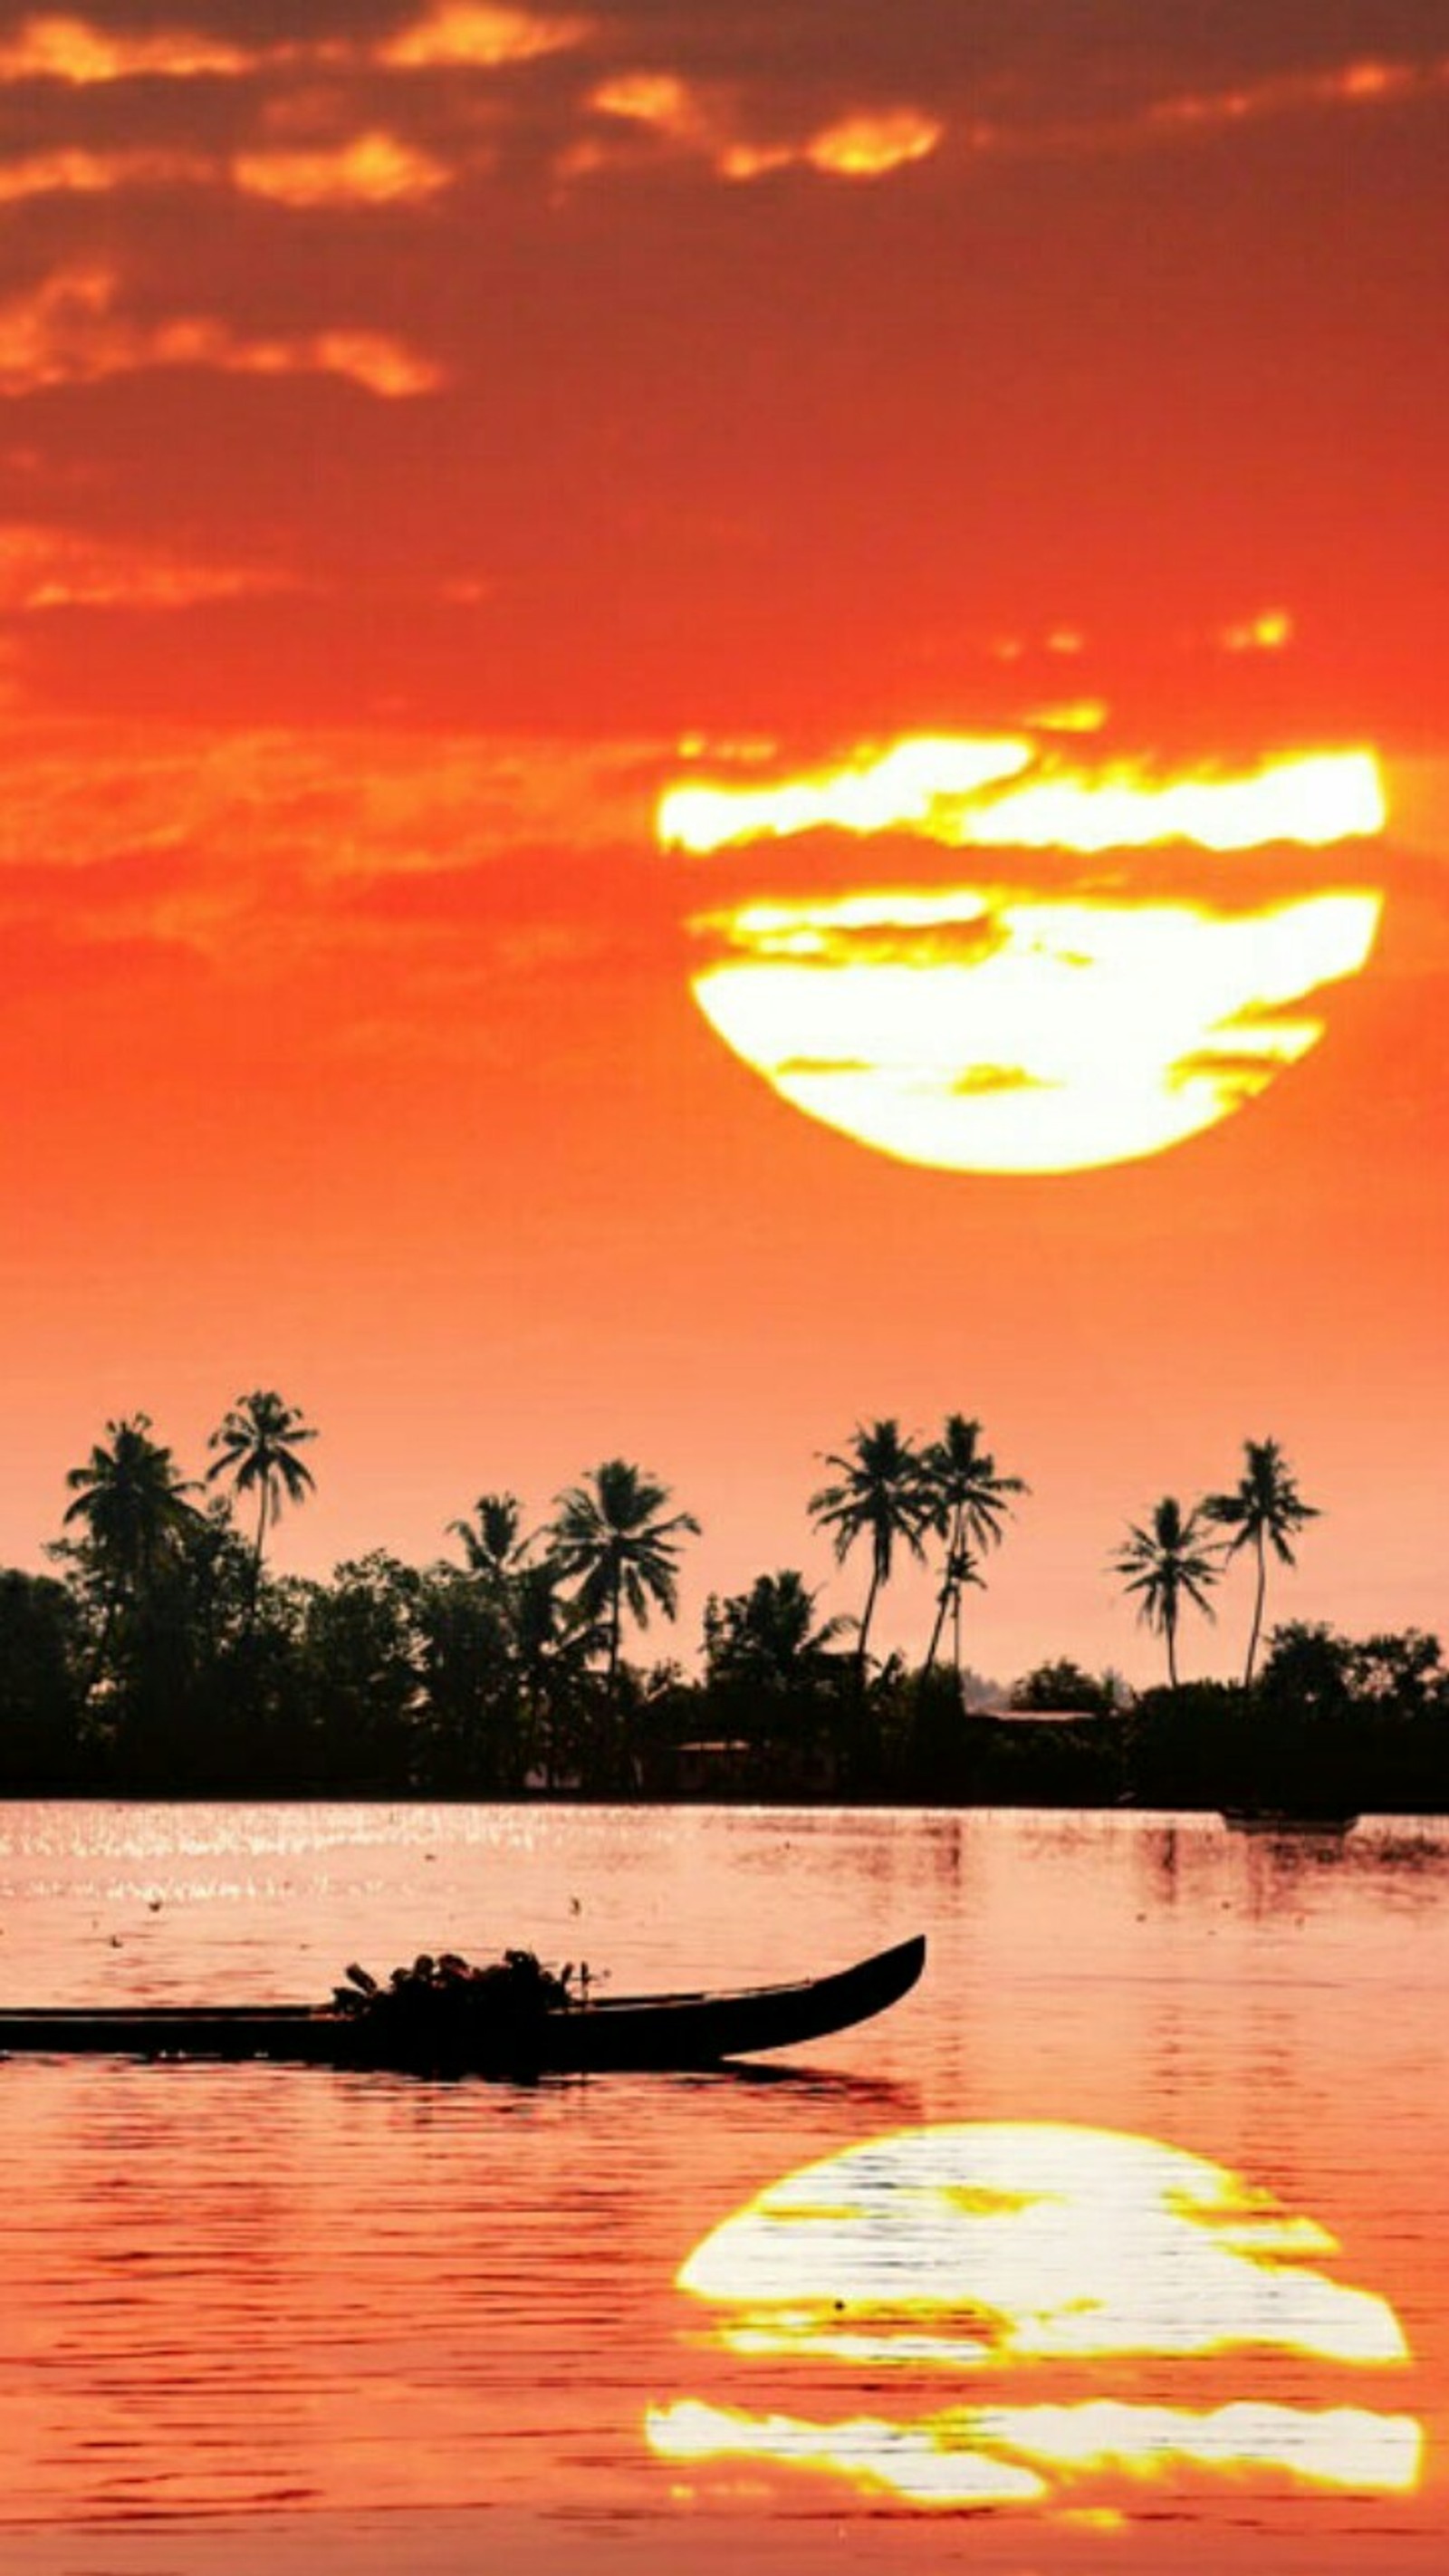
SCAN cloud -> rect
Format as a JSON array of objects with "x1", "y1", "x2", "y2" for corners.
[
  {"x1": 0, "y1": 12, "x2": 253, "y2": 85},
  {"x1": 233, "y1": 132, "x2": 454, "y2": 207},
  {"x1": 0, "y1": 521, "x2": 298, "y2": 612},
  {"x1": 0, "y1": 3, "x2": 590, "y2": 92},
  {"x1": 584, "y1": 72, "x2": 942, "y2": 183},
  {"x1": 1147, "y1": 53, "x2": 1449, "y2": 138},
  {"x1": 1218, "y1": 609, "x2": 1295, "y2": 654},
  {"x1": 378, "y1": 3, "x2": 593, "y2": 69},
  {"x1": 0, "y1": 135, "x2": 457, "y2": 214},
  {"x1": 796, "y1": 111, "x2": 942, "y2": 178},
  {"x1": 0, "y1": 147, "x2": 210, "y2": 203},
  {"x1": 0, "y1": 265, "x2": 445, "y2": 399},
  {"x1": 0, "y1": 713, "x2": 687, "y2": 1064}
]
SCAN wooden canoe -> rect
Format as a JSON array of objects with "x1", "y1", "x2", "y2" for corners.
[
  {"x1": 1221, "y1": 1809, "x2": 1358, "y2": 1835},
  {"x1": 0, "y1": 1932, "x2": 926, "y2": 2076}
]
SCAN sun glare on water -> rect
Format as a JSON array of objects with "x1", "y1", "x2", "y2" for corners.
[
  {"x1": 645, "y1": 2124, "x2": 1423, "y2": 2516},
  {"x1": 657, "y1": 735, "x2": 1387, "y2": 1174}
]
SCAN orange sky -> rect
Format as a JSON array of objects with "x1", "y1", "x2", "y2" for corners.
[{"x1": 3, "y1": 0, "x2": 1448, "y2": 1685}]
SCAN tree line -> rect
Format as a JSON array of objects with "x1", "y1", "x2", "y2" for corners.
[{"x1": 1, "y1": 1394, "x2": 1445, "y2": 1808}]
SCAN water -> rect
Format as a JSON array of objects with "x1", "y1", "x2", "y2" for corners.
[{"x1": 1, "y1": 1802, "x2": 1445, "y2": 2573}]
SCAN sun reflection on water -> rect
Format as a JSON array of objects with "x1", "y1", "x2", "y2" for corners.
[{"x1": 646, "y1": 2123, "x2": 1424, "y2": 2518}]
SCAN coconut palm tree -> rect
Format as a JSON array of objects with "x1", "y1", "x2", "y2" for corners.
[
  {"x1": 448, "y1": 1492, "x2": 532, "y2": 1589},
  {"x1": 206, "y1": 1390, "x2": 318, "y2": 1603},
  {"x1": 547, "y1": 1460, "x2": 700, "y2": 1698},
  {"x1": 920, "y1": 1416, "x2": 1028, "y2": 1673},
  {"x1": 63, "y1": 1414, "x2": 199, "y2": 1592},
  {"x1": 62, "y1": 1414, "x2": 200, "y2": 1683},
  {"x1": 507, "y1": 1558, "x2": 608, "y2": 1784},
  {"x1": 704, "y1": 1570, "x2": 852, "y2": 1692},
  {"x1": 1113, "y1": 1495, "x2": 1220, "y2": 1687},
  {"x1": 809, "y1": 1419, "x2": 930, "y2": 1687},
  {"x1": 1204, "y1": 1438, "x2": 1319, "y2": 1688}
]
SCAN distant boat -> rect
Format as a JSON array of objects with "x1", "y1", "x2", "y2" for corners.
[
  {"x1": 0, "y1": 1933, "x2": 926, "y2": 2077},
  {"x1": 1221, "y1": 1808, "x2": 1358, "y2": 1836}
]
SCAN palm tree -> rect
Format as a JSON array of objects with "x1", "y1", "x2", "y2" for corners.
[
  {"x1": 920, "y1": 1416, "x2": 1028, "y2": 1672},
  {"x1": 206, "y1": 1390, "x2": 318, "y2": 1603},
  {"x1": 809, "y1": 1419, "x2": 929, "y2": 1687},
  {"x1": 508, "y1": 1559, "x2": 606, "y2": 1784},
  {"x1": 63, "y1": 1415, "x2": 199, "y2": 1591},
  {"x1": 1113, "y1": 1495, "x2": 1219, "y2": 1687},
  {"x1": 62, "y1": 1414, "x2": 199, "y2": 1680},
  {"x1": 547, "y1": 1459, "x2": 700, "y2": 1697},
  {"x1": 704, "y1": 1570, "x2": 852, "y2": 1692},
  {"x1": 1204, "y1": 1438, "x2": 1319, "y2": 1688},
  {"x1": 448, "y1": 1492, "x2": 532, "y2": 1589}
]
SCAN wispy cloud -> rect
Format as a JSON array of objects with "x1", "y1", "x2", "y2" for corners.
[
  {"x1": 0, "y1": 521, "x2": 299, "y2": 612},
  {"x1": 1147, "y1": 53, "x2": 1449, "y2": 138},
  {"x1": 584, "y1": 72, "x2": 941, "y2": 183},
  {"x1": 0, "y1": 3, "x2": 590, "y2": 89},
  {"x1": 0, "y1": 147, "x2": 209, "y2": 202},
  {"x1": 0, "y1": 716, "x2": 676, "y2": 1039},
  {"x1": 0, "y1": 12, "x2": 252, "y2": 85},
  {"x1": 378, "y1": 3, "x2": 593, "y2": 70},
  {"x1": 232, "y1": 132, "x2": 455, "y2": 208},
  {"x1": 0, "y1": 134, "x2": 459, "y2": 213},
  {"x1": 0, "y1": 265, "x2": 445, "y2": 399}
]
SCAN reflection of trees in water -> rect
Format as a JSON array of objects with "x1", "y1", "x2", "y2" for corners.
[{"x1": 1124, "y1": 1812, "x2": 1449, "y2": 1926}]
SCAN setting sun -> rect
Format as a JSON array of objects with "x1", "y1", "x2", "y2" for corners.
[{"x1": 661, "y1": 735, "x2": 1387, "y2": 1172}]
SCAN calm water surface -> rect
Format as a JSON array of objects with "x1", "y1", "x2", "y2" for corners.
[{"x1": 1, "y1": 1801, "x2": 1445, "y2": 2573}]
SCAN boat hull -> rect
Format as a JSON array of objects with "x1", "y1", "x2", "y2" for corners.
[
  {"x1": 0, "y1": 1934, "x2": 926, "y2": 2076},
  {"x1": 1221, "y1": 1810, "x2": 1358, "y2": 1835}
]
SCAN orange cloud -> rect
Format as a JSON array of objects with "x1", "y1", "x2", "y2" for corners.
[
  {"x1": 0, "y1": 522, "x2": 297, "y2": 613},
  {"x1": 0, "y1": 147, "x2": 209, "y2": 202},
  {"x1": 1147, "y1": 54, "x2": 1449, "y2": 136},
  {"x1": 1219, "y1": 608, "x2": 1295, "y2": 654},
  {"x1": 379, "y1": 2, "x2": 591, "y2": 69},
  {"x1": 590, "y1": 72, "x2": 941, "y2": 183},
  {"x1": 0, "y1": 716, "x2": 668, "y2": 1033},
  {"x1": 0, "y1": 266, "x2": 445, "y2": 399},
  {"x1": 0, "y1": 4, "x2": 590, "y2": 91},
  {"x1": 233, "y1": 132, "x2": 454, "y2": 208},
  {"x1": 0, "y1": 12, "x2": 251, "y2": 83},
  {"x1": 801, "y1": 111, "x2": 943, "y2": 178}
]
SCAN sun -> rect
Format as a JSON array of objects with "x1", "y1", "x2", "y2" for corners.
[{"x1": 658, "y1": 735, "x2": 1387, "y2": 1175}]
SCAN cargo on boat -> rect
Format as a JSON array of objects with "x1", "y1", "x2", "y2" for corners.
[{"x1": 0, "y1": 1933, "x2": 926, "y2": 2077}]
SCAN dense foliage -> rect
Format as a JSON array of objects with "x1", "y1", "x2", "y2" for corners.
[{"x1": 2, "y1": 1406, "x2": 1446, "y2": 1809}]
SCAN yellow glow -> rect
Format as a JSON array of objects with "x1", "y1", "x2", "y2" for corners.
[
  {"x1": 648, "y1": 2398, "x2": 1047, "y2": 2504},
  {"x1": 646, "y1": 2397, "x2": 1422, "y2": 2506},
  {"x1": 969, "y1": 753, "x2": 1382, "y2": 850},
  {"x1": 648, "y1": 2126, "x2": 1422, "y2": 2516},
  {"x1": 380, "y1": 2, "x2": 589, "y2": 66},
  {"x1": 0, "y1": 264, "x2": 444, "y2": 401},
  {"x1": 661, "y1": 740, "x2": 1384, "y2": 856},
  {"x1": 0, "y1": 522, "x2": 289, "y2": 611},
  {"x1": 1026, "y1": 698, "x2": 1110, "y2": 732},
  {"x1": 804, "y1": 111, "x2": 943, "y2": 177},
  {"x1": 691, "y1": 890, "x2": 1379, "y2": 1172},
  {"x1": 1223, "y1": 607, "x2": 1295, "y2": 653},
  {"x1": 0, "y1": 146, "x2": 207, "y2": 201},
  {"x1": 592, "y1": 70, "x2": 692, "y2": 127},
  {"x1": 234, "y1": 133, "x2": 452, "y2": 207},
  {"x1": 0, "y1": 13, "x2": 248, "y2": 83},
  {"x1": 661, "y1": 733, "x2": 1387, "y2": 1172},
  {"x1": 661, "y1": 735, "x2": 1032, "y2": 852},
  {"x1": 677, "y1": 2127, "x2": 1407, "y2": 2363}
]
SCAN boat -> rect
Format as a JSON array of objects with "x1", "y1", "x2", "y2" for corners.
[
  {"x1": 0, "y1": 1933, "x2": 926, "y2": 2077},
  {"x1": 1221, "y1": 1809, "x2": 1358, "y2": 1836}
]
